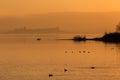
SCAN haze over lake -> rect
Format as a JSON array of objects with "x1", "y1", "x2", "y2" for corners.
[
  {"x1": 0, "y1": 34, "x2": 120, "y2": 80},
  {"x1": 1, "y1": 0, "x2": 120, "y2": 80},
  {"x1": 0, "y1": 12, "x2": 120, "y2": 33}
]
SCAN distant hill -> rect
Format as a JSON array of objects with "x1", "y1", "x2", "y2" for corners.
[
  {"x1": 3, "y1": 27, "x2": 65, "y2": 34},
  {"x1": 0, "y1": 12, "x2": 120, "y2": 33}
]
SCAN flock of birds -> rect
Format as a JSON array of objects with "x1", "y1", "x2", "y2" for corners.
[
  {"x1": 65, "y1": 50, "x2": 91, "y2": 54},
  {"x1": 48, "y1": 50, "x2": 96, "y2": 78},
  {"x1": 48, "y1": 67, "x2": 96, "y2": 77},
  {"x1": 48, "y1": 69, "x2": 68, "y2": 77},
  {"x1": 36, "y1": 37, "x2": 97, "y2": 78}
]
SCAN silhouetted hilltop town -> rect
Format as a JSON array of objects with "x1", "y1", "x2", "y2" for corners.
[
  {"x1": 59, "y1": 23, "x2": 120, "y2": 43},
  {"x1": 94, "y1": 23, "x2": 120, "y2": 43},
  {"x1": 71, "y1": 32, "x2": 120, "y2": 43},
  {"x1": 93, "y1": 32, "x2": 120, "y2": 43},
  {"x1": 5, "y1": 27, "x2": 64, "y2": 34}
]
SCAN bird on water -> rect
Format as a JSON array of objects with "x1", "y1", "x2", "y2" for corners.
[
  {"x1": 91, "y1": 67, "x2": 95, "y2": 69},
  {"x1": 37, "y1": 38, "x2": 41, "y2": 40},
  {"x1": 49, "y1": 74, "x2": 53, "y2": 77},
  {"x1": 64, "y1": 68, "x2": 68, "y2": 72}
]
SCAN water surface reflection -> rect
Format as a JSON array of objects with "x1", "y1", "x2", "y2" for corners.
[{"x1": 0, "y1": 34, "x2": 120, "y2": 80}]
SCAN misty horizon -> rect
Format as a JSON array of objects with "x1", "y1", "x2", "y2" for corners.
[
  {"x1": 0, "y1": 12, "x2": 120, "y2": 34},
  {"x1": 0, "y1": 1, "x2": 120, "y2": 80}
]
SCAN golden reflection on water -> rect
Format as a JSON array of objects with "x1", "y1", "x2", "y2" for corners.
[{"x1": 0, "y1": 34, "x2": 120, "y2": 80}]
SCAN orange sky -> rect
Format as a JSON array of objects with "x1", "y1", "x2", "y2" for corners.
[
  {"x1": 0, "y1": 0, "x2": 120, "y2": 33},
  {"x1": 0, "y1": 0, "x2": 120, "y2": 16}
]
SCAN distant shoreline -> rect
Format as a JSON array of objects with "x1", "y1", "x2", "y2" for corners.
[{"x1": 57, "y1": 32, "x2": 120, "y2": 43}]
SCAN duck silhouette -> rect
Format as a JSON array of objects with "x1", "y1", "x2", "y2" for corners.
[
  {"x1": 64, "y1": 69, "x2": 68, "y2": 72},
  {"x1": 49, "y1": 74, "x2": 53, "y2": 77},
  {"x1": 91, "y1": 67, "x2": 95, "y2": 69},
  {"x1": 37, "y1": 38, "x2": 41, "y2": 40}
]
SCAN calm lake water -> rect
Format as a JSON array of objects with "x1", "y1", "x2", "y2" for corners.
[{"x1": 0, "y1": 34, "x2": 120, "y2": 80}]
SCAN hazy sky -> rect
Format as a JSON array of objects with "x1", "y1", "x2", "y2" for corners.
[
  {"x1": 0, "y1": 0, "x2": 120, "y2": 33},
  {"x1": 0, "y1": 0, "x2": 120, "y2": 16}
]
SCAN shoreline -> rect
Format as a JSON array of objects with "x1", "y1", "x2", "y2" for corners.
[{"x1": 57, "y1": 32, "x2": 120, "y2": 43}]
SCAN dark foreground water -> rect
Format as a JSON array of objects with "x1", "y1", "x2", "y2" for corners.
[{"x1": 0, "y1": 34, "x2": 120, "y2": 80}]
